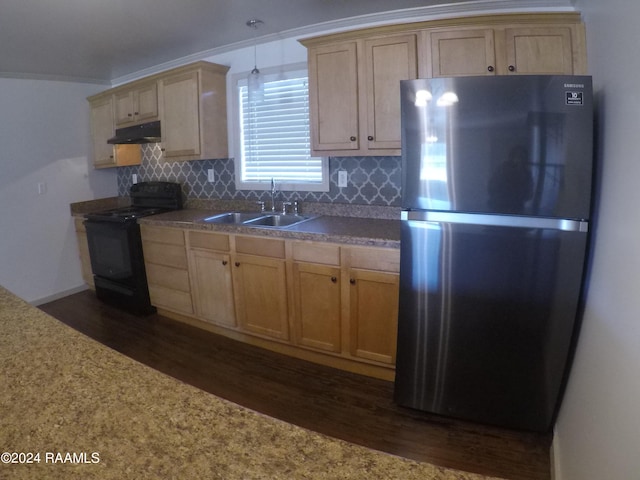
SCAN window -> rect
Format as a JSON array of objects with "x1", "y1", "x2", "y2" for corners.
[{"x1": 234, "y1": 64, "x2": 328, "y2": 192}]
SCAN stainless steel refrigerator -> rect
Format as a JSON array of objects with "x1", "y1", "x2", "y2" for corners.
[{"x1": 394, "y1": 75, "x2": 593, "y2": 432}]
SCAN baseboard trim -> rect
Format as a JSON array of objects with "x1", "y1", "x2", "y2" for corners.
[{"x1": 31, "y1": 285, "x2": 90, "y2": 306}]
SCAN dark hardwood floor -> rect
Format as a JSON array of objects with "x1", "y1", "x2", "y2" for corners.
[{"x1": 39, "y1": 290, "x2": 551, "y2": 480}]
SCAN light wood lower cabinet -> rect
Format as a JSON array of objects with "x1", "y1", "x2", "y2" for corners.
[
  {"x1": 141, "y1": 225, "x2": 193, "y2": 315},
  {"x1": 189, "y1": 249, "x2": 236, "y2": 328},
  {"x1": 292, "y1": 260, "x2": 342, "y2": 353},
  {"x1": 152, "y1": 228, "x2": 400, "y2": 379},
  {"x1": 343, "y1": 247, "x2": 400, "y2": 365},
  {"x1": 233, "y1": 253, "x2": 289, "y2": 341},
  {"x1": 73, "y1": 217, "x2": 94, "y2": 288}
]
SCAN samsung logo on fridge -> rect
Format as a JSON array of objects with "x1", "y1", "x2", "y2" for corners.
[{"x1": 564, "y1": 83, "x2": 585, "y2": 88}]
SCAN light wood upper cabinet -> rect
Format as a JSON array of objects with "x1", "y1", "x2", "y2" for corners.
[
  {"x1": 426, "y1": 22, "x2": 585, "y2": 77},
  {"x1": 429, "y1": 29, "x2": 497, "y2": 77},
  {"x1": 504, "y1": 26, "x2": 576, "y2": 75},
  {"x1": 307, "y1": 41, "x2": 359, "y2": 152},
  {"x1": 114, "y1": 82, "x2": 158, "y2": 127},
  {"x1": 87, "y1": 60, "x2": 229, "y2": 167},
  {"x1": 89, "y1": 95, "x2": 117, "y2": 168},
  {"x1": 363, "y1": 34, "x2": 418, "y2": 150},
  {"x1": 304, "y1": 33, "x2": 417, "y2": 156},
  {"x1": 158, "y1": 62, "x2": 229, "y2": 162},
  {"x1": 88, "y1": 95, "x2": 141, "y2": 169}
]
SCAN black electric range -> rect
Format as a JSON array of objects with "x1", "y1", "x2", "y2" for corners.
[{"x1": 84, "y1": 181, "x2": 183, "y2": 314}]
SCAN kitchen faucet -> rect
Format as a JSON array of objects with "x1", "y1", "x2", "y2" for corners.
[{"x1": 270, "y1": 177, "x2": 277, "y2": 212}]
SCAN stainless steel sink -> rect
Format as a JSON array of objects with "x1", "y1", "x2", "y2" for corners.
[
  {"x1": 202, "y1": 212, "x2": 316, "y2": 229},
  {"x1": 202, "y1": 212, "x2": 265, "y2": 224},
  {"x1": 242, "y1": 214, "x2": 315, "y2": 228}
]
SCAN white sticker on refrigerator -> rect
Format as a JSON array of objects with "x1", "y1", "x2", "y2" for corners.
[{"x1": 566, "y1": 91, "x2": 584, "y2": 106}]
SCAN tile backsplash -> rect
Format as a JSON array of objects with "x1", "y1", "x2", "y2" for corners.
[{"x1": 117, "y1": 144, "x2": 401, "y2": 206}]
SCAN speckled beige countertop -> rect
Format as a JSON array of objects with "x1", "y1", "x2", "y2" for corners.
[
  {"x1": 71, "y1": 198, "x2": 401, "y2": 249},
  {"x1": 0, "y1": 286, "x2": 502, "y2": 480}
]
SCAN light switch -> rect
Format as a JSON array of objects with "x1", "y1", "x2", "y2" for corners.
[{"x1": 207, "y1": 168, "x2": 215, "y2": 183}]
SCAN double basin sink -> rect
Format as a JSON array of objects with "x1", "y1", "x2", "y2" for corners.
[{"x1": 202, "y1": 212, "x2": 316, "y2": 229}]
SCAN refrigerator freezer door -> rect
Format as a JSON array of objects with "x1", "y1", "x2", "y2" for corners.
[
  {"x1": 394, "y1": 217, "x2": 588, "y2": 431},
  {"x1": 401, "y1": 76, "x2": 593, "y2": 219}
]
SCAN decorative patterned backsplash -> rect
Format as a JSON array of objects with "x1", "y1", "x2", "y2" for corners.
[{"x1": 117, "y1": 144, "x2": 401, "y2": 206}]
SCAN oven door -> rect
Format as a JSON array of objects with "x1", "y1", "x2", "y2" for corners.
[{"x1": 84, "y1": 220, "x2": 141, "y2": 286}]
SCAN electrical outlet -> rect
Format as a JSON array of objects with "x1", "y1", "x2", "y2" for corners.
[
  {"x1": 338, "y1": 170, "x2": 348, "y2": 188},
  {"x1": 132, "y1": 174, "x2": 138, "y2": 184},
  {"x1": 37, "y1": 182, "x2": 47, "y2": 195},
  {"x1": 207, "y1": 168, "x2": 215, "y2": 183}
]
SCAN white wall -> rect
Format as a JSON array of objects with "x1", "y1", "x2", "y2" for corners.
[
  {"x1": 0, "y1": 78, "x2": 117, "y2": 303},
  {"x1": 554, "y1": 1, "x2": 640, "y2": 478}
]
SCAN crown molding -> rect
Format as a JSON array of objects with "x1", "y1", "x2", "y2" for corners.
[{"x1": 112, "y1": 0, "x2": 576, "y2": 86}]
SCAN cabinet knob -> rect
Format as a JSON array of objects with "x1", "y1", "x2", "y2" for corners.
[
  {"x1": 367, "y1": 135, "x2": 374, "y2": 141},
  {"x1": 350, "y1": 136, "x2": 356, "y2": 142},
  {"x1": 235, "y1": 262, "x2": 240, "y2": 267},
  {"x1": 134, "y1": 111, "x2": 139, "y2": 115},
  {"x1": 331, "y1": 276, "x2": 337, "y2": 283},
  {"x1": 487, "y1": 65, "x2": 494, "y2": 72},
  {"x1": 222, "y1": 260, "x2": 228, "y2": 266},
  {"x1": 508, "y1": 65, "x2": 515, "y2": 72},
  {"x1": 349, "y1": 278, "x2": 356, "y2": 285}
]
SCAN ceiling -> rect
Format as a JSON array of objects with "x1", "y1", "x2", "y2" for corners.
[{"x1": 0, "y1": 0, "x2": 573, "y2": 84}]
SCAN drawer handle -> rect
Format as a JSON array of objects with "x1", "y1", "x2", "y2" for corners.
[
  {"x1": 508, "y1": 65, "x2": 515, "y2": 72},
  {"x1": 331, "y1": 276, "x2": 337, "y2": 283},
  {"x1": 487, "y1": 65, "x2": 494, "y2": 72}
]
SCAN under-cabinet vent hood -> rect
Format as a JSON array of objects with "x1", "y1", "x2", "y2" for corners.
[{"x1": 107, "y1": 121, "x2": 161, "y2": 144}]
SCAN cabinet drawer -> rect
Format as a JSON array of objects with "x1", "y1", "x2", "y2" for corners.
[
  {"x1": 146, "y1": 263, "x2": 190, "y2": 292},
  {"x1": 292, "y1": 242, "x2": 340, "y2": 266},
  {"x1": 346, "y1": 247, "x2": 400, "y2": 273},
  {"x1": 143, "y1": 242, "x2": 188, "y2": 269},
  {"x1": 140, "y1": 225, "x2": 185, "y2": 245},
  {"x1": 189, "y1": 231, "x2": 230, "y2": 251},
  {"x1": 148, "y1": 285, "x2": 193, "y2": 314},
  {"x1": 236, "y1": 236, "x2": 285, "y2": 259}
]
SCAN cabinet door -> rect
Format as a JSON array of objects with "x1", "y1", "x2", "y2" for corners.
[
  {"x1": 233, "y1": 254, "x2": 289, "y2": 341},
  {"x1": 114, "y1": 91, "x2": 135, "y2": 126},
  {"x1": 74, "y1": 218, "x2": 94, "y2": 287},
  {"x1": 504, "y1": 26, "x2": 574, "y2": 74},
  {"x1": 189, "y1": 249, "x2": 236, "y2": 328},
  {"x1": 308, "y1": 41, "x2": 359, "y2": 152},
  {"x1": 115, "y1": 83, "x2": 160, "y2": 126},
  {"x1": 429, "y1": 29, "x2": 497, "y2": 77},
  {"x1": 348, "y1": 269, "x2": 399, "y2": 364},
  {"x1": 90, "y1": 96, "x2": 116, "y2": 167},
  {"x1": 292, "y1": 262, "x2": 341, "y2": 353},
  {"x1": 159, "y1": 71, "x2": 201, "y2": 158},
  {"x1": 364, "y1": 34, "x2": 417, "y2": 150},
  {"x1": 134, "y1": 83, "x2": 159, "y2": 122}
]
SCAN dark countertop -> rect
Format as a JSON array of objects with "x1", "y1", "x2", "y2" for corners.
[
  {"x1": 71, "y1": 198, "x2": 401, "y2": 248},
  {"x1": 140, "y1": 208, "x2": 401, "y2": 249}
]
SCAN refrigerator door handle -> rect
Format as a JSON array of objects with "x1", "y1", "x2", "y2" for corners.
[{"x1": 401, "y1": 210, "x2": 589, "y2": 232}]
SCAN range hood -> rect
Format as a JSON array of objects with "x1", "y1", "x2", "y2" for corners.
[{"x1": 107, "y1": 120, "x2": 161, "y2": 144}]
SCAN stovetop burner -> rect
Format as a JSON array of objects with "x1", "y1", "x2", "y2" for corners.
[
  {"x1": 85, "y1": 206, "x2": 167, "y2": 223},
  {"x1": 84, "y1": 181, "x2": 183, "y2": 223}
]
